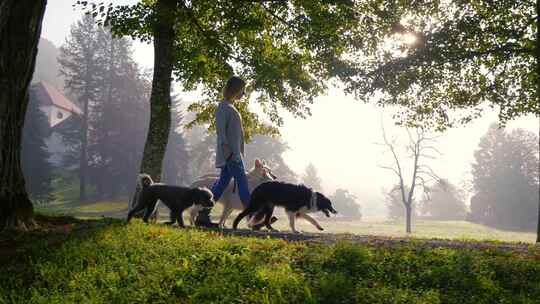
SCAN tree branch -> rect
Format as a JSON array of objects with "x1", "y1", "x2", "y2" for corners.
[
  {"x1": 258, "y1": 2, "x2": 299, "y2": 34},
  {"x1": 179, "y1": 2, "x2": 247, "y2": 65},
  {"x1": 379, "y1": 165, "x2": 400, "y2": 177}
]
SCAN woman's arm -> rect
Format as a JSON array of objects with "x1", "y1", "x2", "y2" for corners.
[{"x1": 216, "y1": 106, "x2": 233, "y2": 160}]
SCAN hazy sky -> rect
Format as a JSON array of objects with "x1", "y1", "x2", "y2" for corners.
[{"x1": 41, "y1": 1, "x2": 539, "y2": 216}]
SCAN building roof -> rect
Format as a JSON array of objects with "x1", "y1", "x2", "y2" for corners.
[{"x1": 31, "y1": 82, "x2": 82, "y2": 115}]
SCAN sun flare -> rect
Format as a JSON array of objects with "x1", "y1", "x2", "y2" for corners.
[{"x1": 401, "y1": 32, "x2": 417, "y2": 45}]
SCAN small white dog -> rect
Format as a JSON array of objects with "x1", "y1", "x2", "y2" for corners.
[{"x1": 190, "y1": 159, "x2": 275, "y2": 228}]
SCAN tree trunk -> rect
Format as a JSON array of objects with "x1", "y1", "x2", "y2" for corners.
[
  {"x1": 536, "y1": 2, "x2": 540, "y2": 243},
  {"x1": 0, "y1": 0, "x2": 47, "y2": 230},
  {"x1": 537, "y1": 200, "x2": 539, "y2": 243},
  {"x1": 80, "y1": 96, "x2": 88, "y2": 201},
  {"x1": 139, "y1": 0, "x2": 176, "y2": 181},
  {"x1": 405, "y1": 204, "x2": 412, "y2": 234}
]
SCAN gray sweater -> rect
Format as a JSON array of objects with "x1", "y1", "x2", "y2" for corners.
[{"x1": 215, "y1": 101, "x2": 245, "y2": 167}]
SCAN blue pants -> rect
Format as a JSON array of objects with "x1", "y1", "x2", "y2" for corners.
[{"x1": 211, "y1": 159, "x2": 250, "y2": 207}]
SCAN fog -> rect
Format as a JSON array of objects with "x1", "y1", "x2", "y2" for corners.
[{"x1": 36, "y1": 1, "x2": 538, "y2": 225}]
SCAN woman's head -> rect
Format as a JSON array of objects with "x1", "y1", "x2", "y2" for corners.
[{"x1": 223, "y1": 76, "x2": 246, "y2": 101}]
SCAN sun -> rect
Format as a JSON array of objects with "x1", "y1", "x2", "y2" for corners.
[{"x1": 401, "y1": 32, "x2": 417, "y2": 45}]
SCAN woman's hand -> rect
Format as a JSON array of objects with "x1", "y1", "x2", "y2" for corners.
[{"x1": 223, "y1": 143, "x2": 233, "y2": 161}]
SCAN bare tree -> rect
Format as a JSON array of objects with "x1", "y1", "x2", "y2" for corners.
[{"x1": 377, "y1": 124, "x2": 441, "y2": 233}]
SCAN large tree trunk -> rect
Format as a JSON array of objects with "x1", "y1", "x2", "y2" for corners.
[
  {"x1": 139, "y1": 0, "x2": 176, "y2": 181},
  {"x1": 405, "y1": 204, "x2": 412, "y2": 234},
  {"x1": 0, "y1": 0, "x2": 47, "y2": 230},
  {"x1": 129, "y1": 0, "x2": 176, "y2": 221}
]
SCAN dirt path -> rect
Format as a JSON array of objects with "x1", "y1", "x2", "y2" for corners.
[
  {"x1": 218, "y1": 228, "x2": 540, "y2": 256},
  {"x1": 2, "y1": 217, "x2": 538, "y2": 263}
]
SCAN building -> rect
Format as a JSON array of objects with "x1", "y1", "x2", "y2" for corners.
[{"x1": 29, "y1": 81, "x2": 82, "y2": 166}]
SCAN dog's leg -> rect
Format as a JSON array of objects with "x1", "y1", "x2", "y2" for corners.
[
  {"x1": 127, "y1": 197, "x2": 150, "y2": 222},
  {"x1": 263, "y1": 206, "x2": 277, "y2": 231},
  {"x1": 219, "y1": 205, "x2": 233, "y2": 228},
  {"x1": 299, "y1": 213, "x2": 324, "y2": 231},
  {"x1": 247, "y1": 209, "x2": 264, "y2": 228},
  {"x1": 287, "y1": 211, "x2": 299, "y2": 233},
  {"x1": 142, "y1": 199, "x2": 158, "y2": 223},
  {"x1": 177, "y1": 208, "x2": 186, "y2": 228},
  {"x1": 189, "y1": 206, "x2": 200, "y2": 226},
  {"x1": 148, "y1": 200, "x2": 160, "y2": 223},
  {"x1": 232, "y1": 206, "x2": 256, "y2": 230},
  {"x1": 251, "y1": 206, "x2": 278, "y2": 231},
  {"x1": 164, "y1": 207, "x2": 177, "y2": 225}
]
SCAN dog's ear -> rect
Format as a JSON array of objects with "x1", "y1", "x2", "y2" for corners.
[{"x1": 188, "y1": 188, "x2": 214, "y2": 208}]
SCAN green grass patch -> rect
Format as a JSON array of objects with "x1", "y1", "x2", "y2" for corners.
[
  {"x1": 38, "y1": 193, "x2": 537, "y2": 244},
  {"x1": 307, "y1": 219, "x2": 538, "y2": 244},
  {"x1": 1, "y1": 218, "x2": 539, "y2": 304},
  {"x1": 71, "y1": 200, "x2": 127, "y2": 213}
]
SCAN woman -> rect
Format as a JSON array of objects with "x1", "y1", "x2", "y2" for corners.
[
  {"x1": 196, "y1": 76, "x2": 278, "y2": 229},
  {"x1": 195, "y1": 76, "x2": 250, "y2": 228},
  {"x1": 211, "y1": 76, "x2": 251, "y2": 207}
]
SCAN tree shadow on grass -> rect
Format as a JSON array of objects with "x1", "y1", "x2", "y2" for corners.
[{"x1": 0, "y1": 213, "x2": 122, "y2": 267}]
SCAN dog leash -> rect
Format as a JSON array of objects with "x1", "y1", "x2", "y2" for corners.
[{"x1": 232, "y1": 173, "x2": 271, "y2": 194}]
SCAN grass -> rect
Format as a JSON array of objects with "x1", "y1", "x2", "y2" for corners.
[
  {"x1": 38, "y1": 197, "x2": 537, "y2": 244},
  {"x1": 40, "y1": 176, "x2": 536, "y2": 244},
  {"x1": 1, "y1": 217, "x2": 539, "y2": 304},
  {"x1": 304, "y1": 218, "x2": 538, "y2": 244},
  {"x1": 36, "y1": 176, "x2": 128, "y2": 218}
]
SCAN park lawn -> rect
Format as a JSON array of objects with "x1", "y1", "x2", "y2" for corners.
[
  {"x1": 0, "y1": 217, "x2": 539, "y2": 304},
  {"x1": 36, "y1": 199, "x2": 128, "y2": 219},
  {"x1": 36, "y1": 178, "x2": 128, "y2": 218},
  {"x1": 37, "y1": 197, "x2": 537, "y2": 243},
  {"x1": 289, "y1": 218, "x2": 538, "y2": 244},
  {"x1": 41, "y1": 176, "x2": 536, "y2": 243}
]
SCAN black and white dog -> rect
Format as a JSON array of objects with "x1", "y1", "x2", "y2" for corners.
[
  {"x1": 127, "y1": 180, "x2": 215, "y2": 227},
  {"x1": 129, "y1": 173, "x2": 157, "y2": 220},
  {"x1": 232, "y1": 181, "x2": 337, "y2": 233}
]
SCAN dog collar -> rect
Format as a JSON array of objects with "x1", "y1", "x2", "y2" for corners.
[{"x1": 309, "y1": 189, "x2": 317, "y2": 209}]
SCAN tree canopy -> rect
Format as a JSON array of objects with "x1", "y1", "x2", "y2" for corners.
[
  {"x1": 59, "y1": 16, "x2": 151, "y2": 199},
  {"x1": 302, "y1": 163, "x2": 323, "y2": 191},
  {"x1": 347, "y1": 0, "x2": 538, "y2": 130},
  {"x1": 470, "y1": 123, "x2": 539, "y2": 230},
  {"x1": 76, "y1": 0, "x2": 366, "y2": 138},
  {"x1": 329, "y1": 188, "x2": 362, "y2": 219},
  {"x1": 419, "y1": 179, "x2": 467, "y2": 220},
  {"x1": 79, "y1": 0, "x2": 538, "y2": 134}
]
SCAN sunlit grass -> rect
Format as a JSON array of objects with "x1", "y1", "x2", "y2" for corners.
[
  {"x1": 73, "y1": 201, "x2": 127, "y2": 213},
  {"x1": 298, "y1": 218, "x2": 538, "y2": 244},
  {"x1": 39, "y1": 176, "x2": 536, "y2": 244},
  {"x1": 38, "y1": 195, "x2": 537, "y2": 244},
  {"x1": 1, "y1": 219, "x2": 538, "y2": 303}
]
